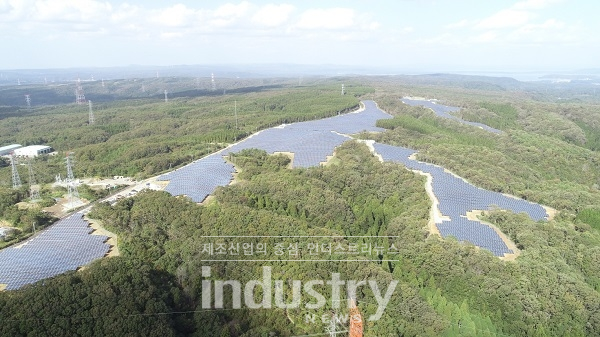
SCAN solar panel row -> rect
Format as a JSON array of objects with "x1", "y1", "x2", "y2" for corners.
[
  {"x1": 373, "y1": 142, "x2": 547, "y2": 255},
  {"x1": 0, "y1": 213, "x2": 110, "y2": 290},
  {"x1": 0, "y1": 99, "x2": 547, "y2": 290},
  {"x1": 157, "y1": 99, "x2": 545, "y2": 256},
  {"x1": 401, "y1": 98, "x2": 502, "y2": 134},
  {"x1": 159, "y1": 100, "x2": 393, "y2": 202},
  {"x1": 157, "y1": 153, "x2": 236, "y2": 203}
]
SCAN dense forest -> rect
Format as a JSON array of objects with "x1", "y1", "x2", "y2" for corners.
[
  {"x1": 2, "y1": 75, "x2": 600, "y2": 336},
  {"x1": 0, "y1": 78, "x2": 368, "y2": 242},
  {"x1": 0, "y1": 78, "x2": 368, "y2": 182},
  {"x1": 366, "y1": 78, "x2": 600, "y2": 230}
]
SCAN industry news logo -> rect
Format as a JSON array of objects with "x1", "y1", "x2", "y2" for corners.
[{"x1": 201, "y1": 266, "x2": 397, "y2": 321}]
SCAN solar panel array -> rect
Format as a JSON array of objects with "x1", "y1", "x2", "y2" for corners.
[
  {"x1": 0, "y1": 99, "x2": 546, "y2": 290},
  {"x1": 224, "y1": 129, "x2": 349, "y2": 168},
  {"x1": 401, "y1": 98, "x2": 502, "y2": 134},
  {"x1": 158, "y1": 100, "x2": 392, "y2": 202},
  {"x1": 0, "y1": 213, "x2": 110, "y2": 290},
  {"x1": 156, "y1": 99, "x2": 546, "y2": 256},
  {"x1": 157, "y1": 153, "x2": 236, "y2": 202},
  {"x1": 373, "y1": 142, "x2": 548, "y2": 256}
]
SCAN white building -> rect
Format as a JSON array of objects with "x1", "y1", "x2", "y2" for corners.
[
  {"x1": 13, "y1": 145, "x2": 53, "y2": 157},
  {"x1": 0, "y1": 144, "x2": 22, "y2": 156}
]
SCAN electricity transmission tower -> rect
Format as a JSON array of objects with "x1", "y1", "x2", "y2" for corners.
[
  {"x1": 88, "y1": 100, "x2": 95, "y2": 124},
  {"x1": 10, "y1": 153, "x2": 21, "y2": 189},
  {"x1": 28, "y1": 158, "x2": 40, "y2": 201},
  {"x1": 66, "y1": 152, "x2": 80, "y2": 204},
  {"x1": 75, "y1": 78, "x2": 86, "y2": 104},
  {"x1": 328, "y1": 313, "x2": 338, "y2": 337},
  {"x1": 25, "y1": 94, "x2": 31, "y2": 111},
  {"x1": 234, "y1": 100, "x2": 238, "y2": 129}
]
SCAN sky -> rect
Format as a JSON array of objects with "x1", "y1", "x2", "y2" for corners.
[{"x1": 0, "y1": 0, "x2": 597, "y2": 72}]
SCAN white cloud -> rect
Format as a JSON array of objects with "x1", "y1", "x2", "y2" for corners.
[
  {"x1": 33, "y1": 0, "x2": 112, "y2": 22},
  {"x1": 457, "y1": 0, "x2": 578, "y2": 48},
  {"x1": 445, "y1": 19, "x2": 469, "y2": 29},
  {"x1": 206, "y1": 2, "x2": 251, "y2": 28},
  {"x1": 0, "y1": 0, "x2": 13, "y2": 14},
  {"x1": 296, "y1": 8, "x2": 355, "y2": 30},
  {"x1": 418, "y1": 32, "x2": 464, "y2": 47},
  {"x1": 518, "y1": 18, "x2": 564, "y2": 34},
  {"x1": 160, "y1": 31, "x2": 184, "y2": 39},
  {"x1": 252, "y1": 4, "x2": 294, "y2": 27},
  {"x1": 512, "y1": 0, "x2": 562, "y2": 10},
  {"x1": 111, "y1": 3, "x2": 140, "y2": 24},
  {"x1": 0, "y1": 0, "x2": 115, "y2": 38},
  {"x1": 0, "y1": 1, "x2": 382, "y2": 47},
  {"x1": 473, "y1": 0, "x2": 565, "y2": 31},
  {"x1": 213, "y1": 1, "x2": 250, "y2": 19},
  {"x1": 475, "y1": 9, "x2": 531, "y2": 29},
  {"x1": 152, "y1": 4, "x2": 195, "y2": 27},
  {"x1": 507, "y1": 18, "x2": 580, "y2": 44},
  {"x1": 0, "y1": 0, "x2": 29, "y2": 22},
  {"x1": 471, "y1": 30, "x2": 499, "y2": 43},
  {"x1": 367, "y1": 21, "x2": 381, "y2": 31}
]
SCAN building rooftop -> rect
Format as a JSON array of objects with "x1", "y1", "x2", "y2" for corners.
[
  {"x1": 13, "y1": 145, "x2": 54, "y2": 157},
  {"x1": 0, "y1": 144, "x2": 22, "y2": 154},
  {"x1": 17, "y1": 145, "x2": 52, "y2": 151}
]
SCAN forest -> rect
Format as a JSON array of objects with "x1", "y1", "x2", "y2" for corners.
[
  {"x1": 0, "y1": 77, "x2": 368, "y2": 182},
  {"x1": 1, "y1": 75, "x2": 600, "y2": 336},
  {"x1": 0, "y1": 77, "x2": 368, "y2": 243}
]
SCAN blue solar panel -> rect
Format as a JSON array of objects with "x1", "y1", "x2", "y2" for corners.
[
  {"x1": 156, "y1": 99, "x2": 546, "y2": 257},
  {"x1": 157, "y1": 152, "x2": 237, "y2": 202},
  {"x1": 158, "y1": 100, "x2": 393, "y2": 202},
  {"x1": 0, "y1": 213, "x2": 110, "y2": 290},
  {"x1": 373, "y1": 142, "x2": 548, "y2": 255},
  {"x1": 0, "y1": 99, "x2": 549, "y2": 290},
  {"x1": 401, "y1": 98, "x2": 502, "y2": 134}
]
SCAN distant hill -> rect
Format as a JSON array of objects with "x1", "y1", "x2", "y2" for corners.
[{"x1": 406, "y1": 73, "x2": 524, "y2": 91}]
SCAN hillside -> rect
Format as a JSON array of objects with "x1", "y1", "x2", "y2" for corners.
[{"x1": 1, "y1": 75, "x2": 600, "y2": 336}]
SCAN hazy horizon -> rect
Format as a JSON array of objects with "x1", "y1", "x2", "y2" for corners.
[
  {"x1": 2, "y1": 63, "x2": 597, "y2": 84},
  {"x1": 1, "y1": 0, "x2": 597, "y2": 72}
]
